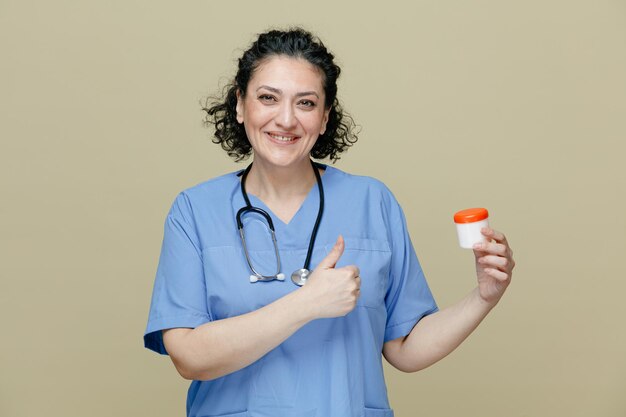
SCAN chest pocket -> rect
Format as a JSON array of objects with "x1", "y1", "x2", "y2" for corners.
[{"x1": 329, "y1": 237, "x2": 391, "y2": 309}]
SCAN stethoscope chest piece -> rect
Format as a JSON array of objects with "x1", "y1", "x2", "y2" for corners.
[{"x1": 291, "y1": 268, "x2": 310, "y2": 286}]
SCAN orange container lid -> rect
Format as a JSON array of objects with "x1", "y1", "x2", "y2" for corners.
[{"x1": 454, "y1": 208, "x2": 489, "y2": 224}]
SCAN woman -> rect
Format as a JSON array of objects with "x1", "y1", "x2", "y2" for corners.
[{"x1": 144, "y1": 28, "x2": 515, "y2": 417}]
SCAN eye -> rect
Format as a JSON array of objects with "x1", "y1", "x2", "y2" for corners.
[
  {"x1": 258, "y1": 94, "x2": 276, "y2": 103},
  {"x1": 298, "y1": 99, "x2": 316, "y2": 108}
]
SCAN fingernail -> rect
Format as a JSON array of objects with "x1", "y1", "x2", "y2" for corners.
[{"x1": 473, "y1": 243, "x2": 482, "y2": 250}]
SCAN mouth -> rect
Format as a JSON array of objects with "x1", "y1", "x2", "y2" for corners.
[{"x1": 266, "y1": 132, "x2": 300, "y2": 143}]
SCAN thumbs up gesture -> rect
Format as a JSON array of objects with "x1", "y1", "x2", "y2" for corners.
[{"x1": 301, "y1": 235, "x2": 361, "y2": 319}]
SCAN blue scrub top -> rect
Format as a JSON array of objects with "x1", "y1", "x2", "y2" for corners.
[{"x1": 144, "y1": 165, "x2": 438, "y2": 417}]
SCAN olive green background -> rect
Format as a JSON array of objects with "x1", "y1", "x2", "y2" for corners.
[{"x1": 1, "y1": 1, "x2": 625, "y2": 416}]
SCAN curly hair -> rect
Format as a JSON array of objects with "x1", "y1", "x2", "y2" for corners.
[{"x1": 203, "y1": 28, "x2": 358, "y2": 162}]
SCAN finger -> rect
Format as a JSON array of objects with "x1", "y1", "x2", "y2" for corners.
[
  {"x1": 483, "y1": 267, "x2": 511, "y2": 282},
  {"x1": 340, "y1": 265, "x2": 360, "y2": 278},
  {"x1": 473, "y1": 242, "x2": 507, "y2": 256},
  {"x1": 478, "y1": 255, "x2": 512, "y2": 271},
  {"x1": 481, "y1": 227, "x2": 509, "y2": 245},
  {"x1": 336, "y1": 265, "x2": 360, "y2": 283},
  {"x1": 353, "y1": 275, "x2": 361, "y2": 293},
  {"x1": 317, "y1": 235, "x2": 345, "y2": 269}
]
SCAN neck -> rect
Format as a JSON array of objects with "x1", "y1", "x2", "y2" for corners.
[{"x1": 245, "y1": 159, "x2": 317, "y2": 202}]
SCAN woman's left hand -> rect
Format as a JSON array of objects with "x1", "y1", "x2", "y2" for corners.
[{"x1": 473, "y1": 227, "x2": 515, "y2": 306}]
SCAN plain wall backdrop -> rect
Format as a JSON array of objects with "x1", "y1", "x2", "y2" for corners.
[{"x1": 1, "y1": 1, "x2": 625, "y2": 416}]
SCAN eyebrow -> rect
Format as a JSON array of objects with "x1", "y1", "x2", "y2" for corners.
[{"x1": 256, "y1": 85, "x2": 320, "y2": 99}]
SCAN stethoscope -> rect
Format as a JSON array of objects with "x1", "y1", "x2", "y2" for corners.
[{"x1": 236, "y1": 159, "x2": 324, "y2": 286}]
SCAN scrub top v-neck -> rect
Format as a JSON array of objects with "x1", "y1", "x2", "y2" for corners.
[{"x1": 144, "y1": 165, "x2": 438, "y2": 417}]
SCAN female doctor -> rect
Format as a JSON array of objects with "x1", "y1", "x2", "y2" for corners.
[{"x1": 144, "y1": 28, "x2": 515, "y2": 417}]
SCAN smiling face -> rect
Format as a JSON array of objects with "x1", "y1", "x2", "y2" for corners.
[{"x1": 236, "y1": 56, "x2": 330, "y2": 170}]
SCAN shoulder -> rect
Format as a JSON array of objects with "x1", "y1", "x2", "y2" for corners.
[
  {"x1": 167, "y1": 170, "x2": 240, "y2": 221},
  {"x1": 325, "y1": 165, "x2": 398, "y2": 206},
  {"x1": 180, "y1": 171, "x2": 239, "y2": 199}
]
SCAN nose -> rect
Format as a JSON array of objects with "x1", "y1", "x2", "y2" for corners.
[{"x1": 275, "y1": 101, "x2": 297, "y2": 130}]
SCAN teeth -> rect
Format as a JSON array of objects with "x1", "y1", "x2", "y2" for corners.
[{"x1": 269, "y1": 133, "x2": 297, "y2": 142}]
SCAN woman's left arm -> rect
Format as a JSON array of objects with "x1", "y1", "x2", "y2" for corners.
[{"x1": 383, "y1": 227, "x2": 515, "y2": 372}]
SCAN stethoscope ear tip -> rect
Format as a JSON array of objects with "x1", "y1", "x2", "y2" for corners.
[
  {"x1": 276, "y1": 273, "x2": 286, "y2": 281},
  {"x1": 250, "y1": 275, "x2": 259, "y2": 283}
]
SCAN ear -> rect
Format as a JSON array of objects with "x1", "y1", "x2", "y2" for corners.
[
  {"x1": 320, "y1": 107, "x2": 331, "y2": 135},
  {"x1": 235, "y1": 89, "x2": 244, "y2": 124}
]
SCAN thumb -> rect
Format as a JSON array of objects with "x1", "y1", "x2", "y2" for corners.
[{"x1": 317, "y1": 235, "x2": 345, "y2": 269}]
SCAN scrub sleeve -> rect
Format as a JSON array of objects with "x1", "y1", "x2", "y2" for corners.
[
  {"x1": 383, "y1": 190, "x2": 438, "y2": 342},
  {"x1": 144, "y1": 193, "x2": 212, "y2": 355}
]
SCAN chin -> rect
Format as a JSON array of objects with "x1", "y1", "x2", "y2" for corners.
[{"x1": 256, "y1": 151, "x2": 311, "y2": 169}]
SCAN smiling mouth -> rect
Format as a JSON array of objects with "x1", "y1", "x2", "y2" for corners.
[{"x1": 267, "y1": 132, "x2": 300, "y2": 142}]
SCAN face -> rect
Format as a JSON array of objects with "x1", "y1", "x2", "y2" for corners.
[{"x1": 236, "y1": 56, "x2": 330, "y2": 170}]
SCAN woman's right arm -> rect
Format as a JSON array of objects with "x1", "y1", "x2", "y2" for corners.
[
  {"x1": 164, "y1": 288, "x2": 313, "y2": 381},
  {"x1": 163, "y1": 235, "x2": 359, "y2": 381}
]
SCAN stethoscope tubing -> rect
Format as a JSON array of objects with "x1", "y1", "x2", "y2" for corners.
[
  {"x1": 236, "y1": 160, "x2": 324, "y2": 283},
  {"x1": 303, "y1": 161, "x2": 324, "y2": 271}
]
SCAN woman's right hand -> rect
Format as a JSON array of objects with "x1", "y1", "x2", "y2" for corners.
[{"x1": 301, "y1": 235, "x2": 361, "y2": 319}]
